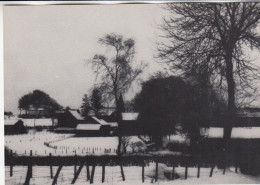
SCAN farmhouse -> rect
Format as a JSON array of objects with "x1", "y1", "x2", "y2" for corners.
[
  {"x1": 120, "y1": 112, "x2": 140, "y2": 135},
  {"x1": 200, "y1": 107, "x2": 260, "y2": 138},
  {"x1": 21, "y1": 118, "x2": 55, "y2": 128},
  {"x1": 4, "y1": 119, "x2": 26, "y2": 135},
  {"x1": 236, "y1": 107, "x2": 260, "y2": 127},
  {"x1": 27, "y1": 104, "x2": 52, "y2": 118},
  {"x1": 56, "y1": 110, "x2": 85, "y2": 128},
  {"x1": 55, "y1": 110, "x2": 112, "y2": 135}
]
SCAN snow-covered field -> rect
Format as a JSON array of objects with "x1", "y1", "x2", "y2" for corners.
[
  {"x1": 5, "y1": 163, "x2": 260, "y2": 185},
  {"x1": 5, "y1": 130, "x2": 73, "y2": 156},
  {"x1": 5, "y1": 131, "x2": 145, "y2": 156},
  {"x1": 49, "y1": 137, "x2": 119, "y2": 155}
]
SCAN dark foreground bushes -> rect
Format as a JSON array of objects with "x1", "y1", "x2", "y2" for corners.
[{"x1": 239, "y1": 154, "x2": 260, "y2": 176}]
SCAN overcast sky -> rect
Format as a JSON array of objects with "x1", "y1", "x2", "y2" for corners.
[
  {"x1": 4, "y1": 4, "x2": 260, "y2": 114},
  {"x1": 4, "y1": 4, "x2": 167, "y2": 114}
]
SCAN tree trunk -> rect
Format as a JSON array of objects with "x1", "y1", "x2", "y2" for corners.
[
  {"x1": 114, "y1": 89, "x2": 123, "y2": 157},
  {"x1": 224, "y1": 53, "x2": 236, "y2": 147}
]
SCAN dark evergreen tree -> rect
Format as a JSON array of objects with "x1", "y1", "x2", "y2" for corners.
[
  {"x1": 80, "y1": 94, "x2": 91, "y2": 118},
  {"x1": 18, "y1": 90, "x2": 63, "y2": 114},
  {"x1": 134, "y1": 75, "x2": 225, "y2": 145},
  {"x1": 91, "y1": 87, "x2": 103, "y2": 116}
]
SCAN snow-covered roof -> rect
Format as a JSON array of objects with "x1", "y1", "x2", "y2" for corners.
[
  {"x1": 107, "y1": 122, "x2": 118, "y2": 127},
  {"x1": 91, "y1": 116, "x2": 110, "y2": 125},
  {"x1": 76, "y1": 124, "x2": 101, "y2": 131},
  {"x1": 69, "y1": 110, "x2": 85, "y2": 120},
  {"x1": 55, "y1": 127, "x2": 76, "y2": 131},
  {"x1": 237, "y1": 107, "x2": 260, "y2": 117},
  {"x1": 200, "y1": 127, "x2": 260, "y2": 139},
  {"x1": 22, "y1": 119, "x2": 53, "y2": 127},
  {"x1": 121, "y1": 113, "x2": 139, "y2": 121},
  {"x1": 4, "y1": 119, "x2": 21, "y2": 126},
  {"x1": 237, "y1": 111, "x2": 260, "y2": 117}
]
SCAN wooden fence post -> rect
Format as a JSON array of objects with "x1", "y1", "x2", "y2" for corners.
[
  {"x1": 29, "y1": 150, "x2": 32, "y2": 178},
  {"x1": 90, "y1": 165, "x2": 96, "y2": 184},
  {"x1": 197, "y1": 162, "x2": 200, "y2": 178},
  {"x1": 119, "y1": 157, "x2": 125, "y2": 181},
  {"x1": 24, "y1": 166, "x2": 32, "y2": 185},
  {"x1": 223, "y1": 151, "x2": 226, "y2": 175},
  {"x1": 102, "y1": 165, "x2": 105, "y2": 183},
  {"x1": 155, "y1": 161, "x2": 158, "y2": 182},
  {"x1": 172, "y1": 166, "x2": 175, "y2": 180},
  {"x1": 223, "y1": 166, "x2": 226, "y2": 175},
  {"x1": 71, "y1": 161, "x2": 85, "y2": 184},
  {"x1": 74, "y1": 154, "x2": 77, "y2": 178},
  {"x1": 52, "y1": 166, "x2": 63, "y2": 185},
  {"x1": 10, "y1": 150, "x2": 13, "y2": 177},
  {"x1": 209, "y1": 163, "x2": 214, "y2": 177},
  {"x1": 49, "y1": 153, "x2": 53, "y2": 179},
  {"x1": 24, "y1": 150, "x2": 33, "y2": 185},
  {"x1": 142, "y1": 163, "x2": 145, "y2": 183},
  {"x1": 86, "y1": 165, "x2": 90, "y2": 181},
  {"x1": 185, "y1": 164, "x2": 188, "y2": 179},
  {"x1": 235, "y1": 160, "x2": 238, "y2": 173}
]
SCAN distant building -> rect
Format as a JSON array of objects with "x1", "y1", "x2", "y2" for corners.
[
  {"x1": 200, "y1": 107, "x2": 260, "y2": 138},
  {"x1": 120, "y1": 112, "x2": 140, "y2": 135},
  {"x1": 56, "y1": 109, "x2": 89, "y2": 128},
  {"x1": 4, "y1": 119, "x2": 26, "y2": 135},
  {"x1": 27, "y1": 104, "x2": 52, "y2": 118},
  {"x1": 236, "y1": 107, "x2": 260, "y2": 127},
  {"x1": 56, "y1": 110, "x2": 111, "y2": 135},
  {"x1": 4, "y1": 111, "x2": 13, "y2": 119},
  {"x1": 21, "y1": 118, "x2": 55, "y2": 128}
]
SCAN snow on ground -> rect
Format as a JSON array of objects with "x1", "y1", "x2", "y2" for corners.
[
  {"x1": 5, "y1": 163, "x2": 260, "y2": 185},
  {"x1": 231, "y1": 127, "x2": 260, "y2": 139},
  {"x1": 5, "y1": 130, "x2": 73, "y2": 156},
  {"x1": 5, "y1": 131, "x2": 144, "y2": 156},
  {"x1": 49, "y1": 137, "x2": 119, "y2": 155},
  {"x1": 202, "y1": 127, "x2": 260, "y2": 139},
  {"x1": 162, "y1": 132, "x2": 190, "y2": 147}
]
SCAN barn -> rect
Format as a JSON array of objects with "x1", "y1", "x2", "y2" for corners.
[
  {"x1": 55, "y1": 110, "x2": 111, "y2": 136},
  {"x1": 27, "y1": 104, "x2": 52, "y2": 118},
  {"x1": 4, "y1": 119, "x2": 26, "y2": 135}
]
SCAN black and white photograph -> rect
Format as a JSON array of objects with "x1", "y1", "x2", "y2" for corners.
[{"x1": 3, "y1": 2, "x2": 260, "y2": 184}]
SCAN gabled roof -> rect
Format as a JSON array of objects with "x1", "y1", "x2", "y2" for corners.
[
  {"x1": 107, "y1": 122, "x2": 118, "y2": 127},
  {"x1": 121, "y1": 113, "x2": 139, "y2": 121},
  {"x1": 76, "y1": 124, "x2": 101, "y2": 131},
  {"x1": 91, "y1": 116, "x2": 110, "y2": 125},
  {"x1": 29, "y1": 104, "x2": 52, "y2": 111},
  {"x1": 4, "y1": 119, "x2": 21, "y2": 126},
  {"x1": 237, "y1": 111, "x2": 260, "y2": 117},
  {"x1": 237, "y1": 107, "x2": 260, "y2": 117},
  {"x1": 68, "y1": 110, "x2": 85, "y2": 120}
]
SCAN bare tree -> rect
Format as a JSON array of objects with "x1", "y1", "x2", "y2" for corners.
[
  {"x1": 158, "y1": 3, "x2": 260, "y2": 145},
  {"x1": 90, "y1": 33, "x2": 144, "y2": 155},
  {"x1": 121, "y1": 136, "x2": 131, "y2": 155}
]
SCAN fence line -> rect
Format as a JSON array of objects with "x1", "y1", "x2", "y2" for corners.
[{"x1": 5, "y1": 149, "x2": 242, "y2": 184}]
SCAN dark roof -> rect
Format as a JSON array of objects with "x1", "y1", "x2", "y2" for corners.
[{"x1": 237, "y1": 107, "x2": 260, "y2": 118}]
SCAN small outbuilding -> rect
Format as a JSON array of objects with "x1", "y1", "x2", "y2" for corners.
[
  {"x1": 120, "y1": 112, "x2": 140, "y2": 135},
  {"x1": 4, "y1": 119, "x2": 26, "y2": 135}
]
